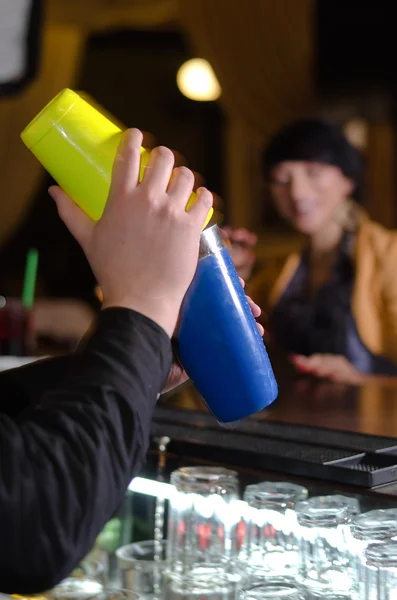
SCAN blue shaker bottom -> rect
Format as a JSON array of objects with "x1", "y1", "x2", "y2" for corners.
[{"x1": 178, "y1": 247, "x2": 278, "y2": 423}]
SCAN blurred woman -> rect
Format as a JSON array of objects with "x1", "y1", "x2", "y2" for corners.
[{"x1": 227, "y1": 118, "x2": 397, "y2": 384}]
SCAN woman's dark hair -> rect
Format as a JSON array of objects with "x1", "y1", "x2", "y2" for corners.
[{"x1": 262, "y1": 118, "x2": 364, "y2": 202}]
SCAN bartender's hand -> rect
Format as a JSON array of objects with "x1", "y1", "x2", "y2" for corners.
[
  {"x1": 49, "y1": 129, "x2": 212, "y2": 338},
  {"x1": 290, "y1": 354, "x2": 365, "y2": 385},
  {"x1": 163, "y1": 278, "x2": 265, "y2": 393},
  {"x1": 221, "y1": 226, "x2": 257, "y2": 280}
]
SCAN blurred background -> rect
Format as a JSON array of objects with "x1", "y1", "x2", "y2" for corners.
[{"x1": 0, "y1": 0, "x2": 396, "y2": 353}]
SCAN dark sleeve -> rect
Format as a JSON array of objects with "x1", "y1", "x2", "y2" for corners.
[
  {"x1": 0, "y1": 308, "x2": 172, "y2": 595},
  {"x1": 0, "y1": 354, "x2": 75, "y2": 418}
]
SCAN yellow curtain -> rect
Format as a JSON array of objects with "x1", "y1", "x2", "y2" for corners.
[
  {"x1": 0, "y1": 21, "x2": 86, "y2": 248},
  {"x1": 178, "y1": 0, "x2": 314, "y2": 137},
  {"x1": 93, "y1": 0, "x2": 178, "y2": 30},
  {"x1": 364, "y1": 121, "x2": 397, "y2": 229},
  {"x1": 0, "y1": 0, "x2": 182, "y2": 249},
  {"x1": 178, "y1": 0, "x2": 315, "y2": 228}
]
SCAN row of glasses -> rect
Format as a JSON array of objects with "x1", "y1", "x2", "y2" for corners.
[
  {"x1": 115, "y1": 467, "x2": 397, "y2": 599},
  {"x1": 297, "y1": 503, "x2": 397, "y2": 599},
  {"x1": 242, "y1": 485, "x2": 397, "y2": 599}
]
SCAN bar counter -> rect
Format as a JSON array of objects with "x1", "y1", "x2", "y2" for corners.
[{"x1": 150, "y1": 377, "x2": 397, "y2": 500}]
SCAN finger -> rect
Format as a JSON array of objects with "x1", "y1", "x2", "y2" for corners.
[
  {"x1": 303, "y1": 355, "x2": 326, "y2": 370},
  {"x1": 187, "y1": 187, "x2": 213, "y2": 229},
  {"x1": 232, "y1": 228, "x2": 249, "y2": 241},
  {"x1": 292, "y1": 362, "x2": 312, "y2": 374},
  {"x1": 290, "y1": 355, "x2": 313, "y2": 374},
  {"x1": 248, "y1": 231, "x2": 258, "y2": 245},
  {"x1": 233, "y1": 228, "x2": 257, "y2": 246},
  {"x1": 110, "y1": 128, "x2": 143, "y2": 201},
  {"x1": 167, "y1": 167, "x2": 195, "y2": 209},
  {"x1": 221, "y1": 226, "x2": 232, "y2": 237},
  {"x1": 162, "y1": 362, "x2": 189, "y2": 394},
  {"x1": 141, "y1": 145, "x2": 175, "y2": 192},
  {"x1": 256, "y1": 323, "x2": 265, "y2": 337},
  {"x1": 312, "y1": 366, "x2": 333, "y2": 378},
  {"x1": 239, "y1": 277, "x2": 246, "y2": 288},
  {"x1": 290, "y1": 354, "x2": 307, "y2": 365},
  {"x1": 49, "y1": 186, "x2": 94, "y2": 249},
  {"x1": 246, "y1": 295, "x2": 261, "y2": 318},
  {"x1": 230, "y1": 246, "x2": 252, "y2": 267},
  {"x1": 303, "y1": 356, "x2": 334, "y2": 377}
]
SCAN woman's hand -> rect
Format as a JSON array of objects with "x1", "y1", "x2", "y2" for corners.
[
  {"x1": 162, "y1": 278, "x2": 265, "y2": 393},
  {"x1": 221, "y1": 227, "x2": 257, "y2": 280},
  {"x1": 290, "y1": 353, "x2": 365, "y2": 385}
]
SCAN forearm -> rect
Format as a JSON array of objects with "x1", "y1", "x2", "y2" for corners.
[{"x1": 0, "y1": 308, "x2": 172, "y2": 594}]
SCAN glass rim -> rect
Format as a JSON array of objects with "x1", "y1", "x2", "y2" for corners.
[
  {"x1": 295, "y1": 498, "x2": 353, "y2": 526},
  {"x1": 47, "y1": 576, "x2": 104, "y2": 599},
  {"x1": 101, "y1": 589, "x2": 141, "y2": 600},
  {"x1": 171, "y1": 466, "x2": 238, "y2": 484},
  {"x1": 0, "y1": 297, "x2": 33, "y2": 310},
  {"x1": 365, "y1": 541, "x2": 397, "y2": 567},
  {"x1": 244, "y1": 481, "x2": 308, "y2": 505},
  {"x1": 242, "y1": 580, "x2": 302, "y2": 599},
  {"x1": 351, "y1": 509, "x2": 397, "y2": 539},
  {"x1": 116, "y1": 539, "x2": 167, "y2": 566},
  {"x1": 73, "y1": 558, "x2": 106, "y2": 573}
]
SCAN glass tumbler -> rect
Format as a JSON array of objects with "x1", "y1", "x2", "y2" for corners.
[
  {"x1": 296, "y1": 496, "x2": 356, "y2": 597},
  {"x1": 350, "y1": 509, "x2": 397, "y2": 600},
  {"x1": 116, "y1": 539, "x2": 166, "y2": 599},
  {"x1": 46, "y1": 559, "x2": 106, "y2": 600},
  {"x1": 166, "y1": 466, "x2": 240, "y2": 592},
  {"x1": 243, "y1": 482, "x2": 308, "y2": 582},
  {"x1": 0, "y1": 298, "x2": 35, "y2": 356},
  {"x1": 242, "y1": 579, "x2": 305, "y2": 600},
  {"x1": 361, "y1": 541, "x2": 397, "y2": 600}
]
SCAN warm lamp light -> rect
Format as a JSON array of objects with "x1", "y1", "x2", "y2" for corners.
[
  {"x1": 176, "y1": 58, "x2": 221, "y2": 101},
  {"x1": 344, "y1": 118, "x2": 368, "y2": 150}
]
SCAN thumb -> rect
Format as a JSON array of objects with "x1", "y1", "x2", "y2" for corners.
[{"x1": 49, "y1": 186, "x2": 94, "y2": 250}]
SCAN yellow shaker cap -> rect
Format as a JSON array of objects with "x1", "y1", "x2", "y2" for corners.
[
  {"x1": 21, "y1": 88, "x2": 79, "y2": 149},
  {"x1": 21, "y1": 88, "x2": 214, "y2": 228}
]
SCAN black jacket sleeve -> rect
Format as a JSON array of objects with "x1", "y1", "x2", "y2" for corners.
[
  {"x1": 0, "y1": 354, "x2": 75, "y2": 418},
  {"x1": 0, "y1": 308, "x2": 172, "y2": 595}
]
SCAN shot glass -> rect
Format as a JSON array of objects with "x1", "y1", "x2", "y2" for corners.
[{"x1": 116, "y1": 539, "x2": 166, "y2": 599}]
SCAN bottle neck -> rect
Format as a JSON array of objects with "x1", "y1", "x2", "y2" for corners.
[{"x1": 199, "y1": 224, "x2": 224, "y2": 260}]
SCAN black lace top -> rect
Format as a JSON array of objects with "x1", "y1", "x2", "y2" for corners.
[{"x1": 269, "y1": 231, "x2": 397, "y2": 375}]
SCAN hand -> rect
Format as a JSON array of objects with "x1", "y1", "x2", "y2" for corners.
[
  {"x1": 221, "y1": 227, "x2": 257, "y2": 280},
  {"x1": 290, "y1": 354, "x2": 366, "y2": 385},
  {"x1": 49, "y1": 129, "x2": 213, "y2": 338},
  {"x1": 162, "y1": 278, "x2": 265, "y2": 393}
]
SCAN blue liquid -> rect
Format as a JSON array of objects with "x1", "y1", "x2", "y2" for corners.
[{"x1": 178, "y1": 247, "x2": 278, "y2": 423}]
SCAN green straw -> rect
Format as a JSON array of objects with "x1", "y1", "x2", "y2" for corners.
[{"x1": 22, "y1": 248, "x2": 39, "y2": 309}]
